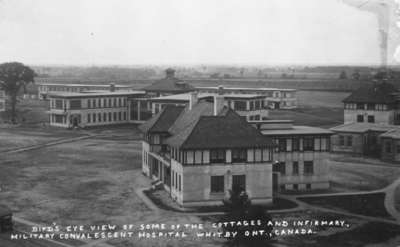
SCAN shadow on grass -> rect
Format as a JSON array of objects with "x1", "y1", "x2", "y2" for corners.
[
  {"x1": 298, "y1": 192, "x2": 394, "y2": 220},
  {"x1": 144, "y1": 189, "x2": 298, "y2": 213}
]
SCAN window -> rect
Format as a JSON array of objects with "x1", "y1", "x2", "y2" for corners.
[
  {"x1": 118, "y1": 98, "x2": 122, "y2": 107},
  {"x1": 92, "y1": 113, "x2": 96, "y2": 123},
  {"x1": 109, "y1": 98, "x2": 112, "y2": 107},
  {"x1": 87, "y1": 114, "x2": 91, "y2": 123},
  {"x1": 304, "y1": 161, "x2": 314, "y2": 175},
  {"x1": 104, "y1": 99, "x2": 107, "y2": 107},
  {"x1": 178, "y1": 175, "x2": 181, "y2": 192},
  {"x1": 54, "y1": 115, "x2": 63, "y2": 123},
  {"x1": 339, "y1": 135, "x2": 345, "y2": 146},
  {"x1": 292, "y1": 162, "x2": 299, "y2": 175},
  {"x1": 306, "y1": 184, "x2": 312, "y2": 190},
  {"x1": 55, "y1": 99, "x2": 63, "y2": 109},
  {"x1": 108, "y1": 112, "x2": 112, "y2": 121},
  {"x1": 346, "y1": 136, "x2": 353, "y2": 146},
  {"x1": 367, "y1": 103, "x2": 375, "y2": 110},
  {"x1": 303, "y1": 137, "x2": 314, "y2": 151},
  {"x1": 113, "y1": 112, "x2": 117, "y2": 121},
  {"x1": 93, "y1": 99, "x2": 96, "y2": 108},
  {"x1": 232, "y1": 175, "x2": 246, "y2": 191},
  {"x1": 278, "y1": 139, "x2": 287, "y2": 152},
  {"x1": 103, "y1": 113, "x2": 107, "y2": 122},
  {"x1": 385, "y1": 141, "x2": 392, "y2": 153},
  {"x1": 232, "y1": 149, "x2": 247, "y2": 163},
  {"x1": 356, "y1": 103, "x2": 364, "y2": 110},
  {"x1": 234, "y1": 101, "x2": 247, "y2": 111},
  {"x1": 292, "y1": 138, "x2": 299, "y2": 151},
  {"x1": 98, "y1": 113, "x2": 102, "y2": 122},
  {"x1": 123, "y1": 112, "x2": 127, "y2": 120},
  {"x1": 368, "y1": 115, "x2": 375, "y2": 123},
  {"x1": 69, "y1": 100, "x2": 81, "y2": 110},
  {"x1": 88, "y1": 100, "x2": 91, "y2": 108},
  {"x1": 210, "y1": 176, "x2": 224, "y2": 193},
  {"x1": 397, "y1": 145, "x2": 400, "y2": 153},
  {"x1": 210, "y1": 149, "x2": 225, "y2": 163},
  {"x1": 293, "y1": 184, "x2": 298, "y2": 190},
  {"x1": 118, "y1": 112, "x2": 122, "y2": 121},
  {"x1": 357, "y1": 115, "x2": 364, "y2": 123}
]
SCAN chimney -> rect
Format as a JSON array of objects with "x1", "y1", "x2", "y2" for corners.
[
  {"x1": 217, "y1": 85, "x2": 224, "y2": 95},
  {"x1": 189, "y1": 91, "x2": 198, "y2": 110},
  {"x1": 214, "y1": 95, "x2": 225, "y2": 116},
  {"x1": 109, "y1": 83, "x2": 116, "y2": 92},
  {"x1": 165, "y1": 68, "x2": 175, "y2": 78}
]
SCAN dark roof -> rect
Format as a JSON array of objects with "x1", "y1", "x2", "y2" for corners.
[
  {"x1": 0, "y1": 205, "x2": 12, "y2": 217},
  {"x1": 166, "y1": 108, "x2": 273, "y2": 149},
  {"x1": 343, "y1": 82, "x2": 398, "y2": 104},
  {"x1": 139, "y1": 105, "x2": 185, "y2": 133},
  {"x1": 142, "y1": 77, "x2": 195, "y2": 93}
]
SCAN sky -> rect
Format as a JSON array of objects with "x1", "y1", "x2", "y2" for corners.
[{"x1": 0, "y1": 0, "x2": 396, "y2": 66}]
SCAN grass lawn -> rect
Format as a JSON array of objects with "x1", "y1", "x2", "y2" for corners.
[
  {"x1": 329, "y1": 159, "x2": 400, "y2": 192},
  {"x1": 298, "y1": 193, "x2": 393, "y2": 219},
  {"x1": 0, "y1": 137, "x2": 150, "y2": 227},
  {"x1": 144, "y1": 188, "x2": 298, "y2": 213},
  {"x1": 296, "y1": 91, "x2": 350, "y2": 108},
  {"x1": 0, "y1": 127, "x2": 86, "y2": 152}
]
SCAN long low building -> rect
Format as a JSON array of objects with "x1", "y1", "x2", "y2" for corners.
[
  {"x1": 150, "y1": 92, "x2": 270, "y2": 121},
  {"x1": 330, "y1": 122, "x2": 400, "y2": 163},
  {"x1": 196, "y1": 85, "x2": 297, "y2": 109},
  {"x1": 38, "y1": 83, "x2": 135, "y2": 100},
  {"x1": 47, "y1": 90, "x2": 146, "y2": 128}
]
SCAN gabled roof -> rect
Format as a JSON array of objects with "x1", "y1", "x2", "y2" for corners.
[
  {"x1": 142, "y1": 77, "x2": 195, "y2": 93},
  {"x1": 166, "y1": 108, "x2": 273, "y2": 149},
  {"x1": 139, "y1": 105, "x2": 184, "y2": 133},
  {"x1": 343, "y1": 82, "x2": 398, "y2": 104}
]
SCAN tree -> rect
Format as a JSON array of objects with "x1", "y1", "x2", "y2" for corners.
[
  {"x1": 352, "y1": 70, "x2": 361, "y2": 80},
  {"x1": 222, "y1": 186, "x2": 273, "y2": 246},
  {"x1": 339, "y1": 70, "x2": 347, "y2": 79},
  {"x1": 0, "y1": 62, "x2": 35, "y2": 123}
]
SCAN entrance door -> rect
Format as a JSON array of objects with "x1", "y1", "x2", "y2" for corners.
[
  {"x1": 274, "y1": 102, "x2": 280, "y2": 109},
  {"x1": 232, "y1": 175, "x2": 246, "y2": 192}
]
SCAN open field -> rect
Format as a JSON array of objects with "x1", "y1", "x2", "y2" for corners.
[
  {"x1": 329, "y1": 158, "x2": 400, "y2": 192},
  {"x1": 0, "y1": 127, "x2": 85, "y2": 152},
  {"x1": 0, "y1": 137, "x2": 150, "y2": 226}
]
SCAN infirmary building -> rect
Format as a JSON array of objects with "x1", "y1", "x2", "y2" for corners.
[{"x1": 332, "y1": 81, "x2": 400, "y2": 163}]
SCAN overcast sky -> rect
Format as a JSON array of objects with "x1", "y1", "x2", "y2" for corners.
[{"x1": 0, "y1": 0, "x2": 394, "y2": 66}]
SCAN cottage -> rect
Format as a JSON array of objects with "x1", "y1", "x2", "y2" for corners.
[
  {"x1": 139, "y1": 96, "x2": 275, "y2": 207},
  {"x1": 253, "y1": 120, "x2": 332, "y2": 191},
  {"x1": 343, "y1": 82, "x2": 400, "y2": 125}
]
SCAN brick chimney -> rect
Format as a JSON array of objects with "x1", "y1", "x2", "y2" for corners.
[
  {"x1": 189, "y1": 91, "x2": 198, "y2": 110},
  {"x1": 214, "y1": 95, "x2": 225, "y2": 116}
]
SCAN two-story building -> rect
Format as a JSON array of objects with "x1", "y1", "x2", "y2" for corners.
[
  {"x1": 38, "y1": 83, "x2": 134, "y2": 100},
  {"x1": 196, "y1": 86, "x2": 297, "y2": 109},
  {"x1": 139, "y1": 96, "x2": 275, "y2": 207},
  {"x1": 48, "y1": 91, "x2": 145, "y2": 128},
  {"x1": 150, "y1": 92, "x2": 269, "y2": 121},
  {"x1": 251, "y1": 120, "x2": 332, "y2": 191},
  {"x1": 332, "y1": 81, "x2": 400, "y2": 163},
  {"x1": 343, "y1": 81, "x2": 400, "y2": 125}
]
